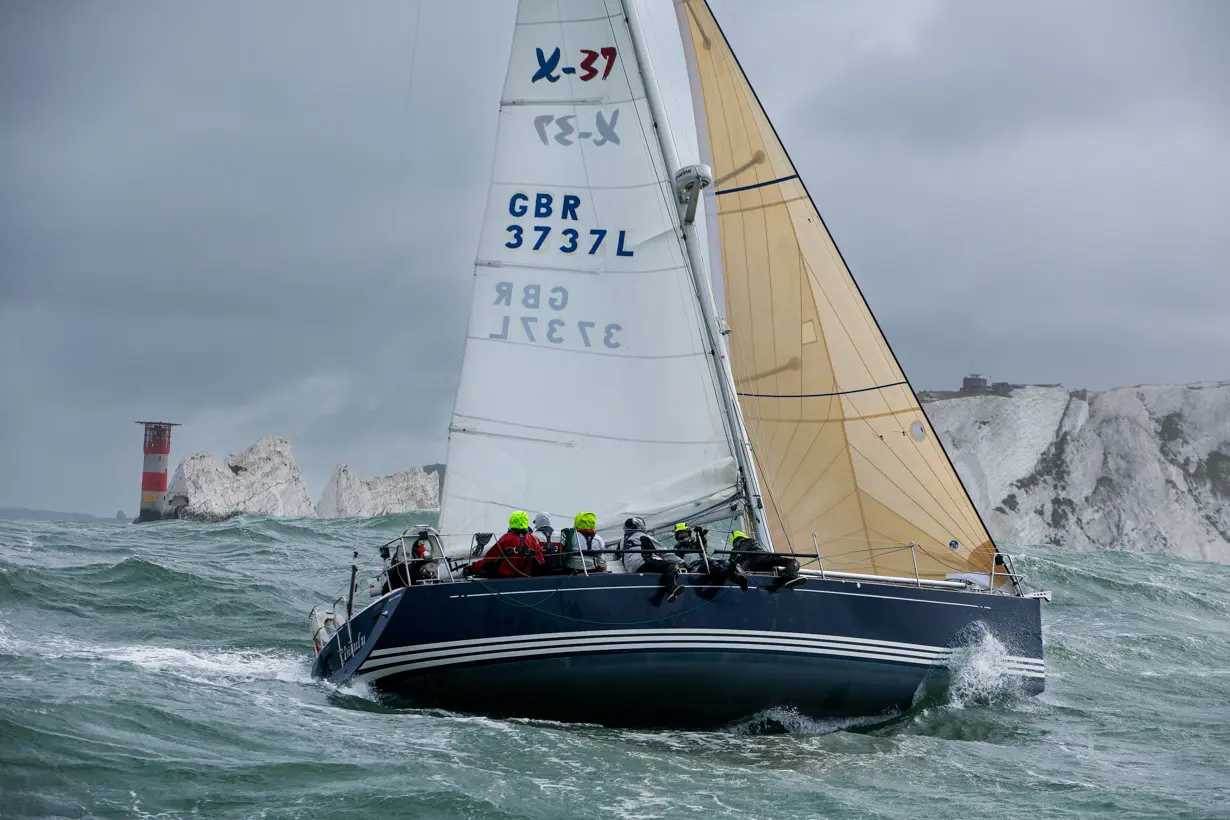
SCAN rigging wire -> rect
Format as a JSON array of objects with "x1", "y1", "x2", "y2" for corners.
[{"x1": 386, "y1": 0, "x2": 425, "y2": 281}]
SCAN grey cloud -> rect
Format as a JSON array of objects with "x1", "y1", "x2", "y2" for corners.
[
  {"x1": 0, "y1": 1, "x2": 513, "y2": 513},
  {"x1": 807, "y1": 0, "x2": 1230, "y2": 148},
  {"x1": 1, "y1": 0, "x2": 1226, "y2": 515}
]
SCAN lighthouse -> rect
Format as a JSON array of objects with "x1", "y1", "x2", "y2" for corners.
[{"x1": 135, "y1": 421, "x2": 180, "y2": 523}]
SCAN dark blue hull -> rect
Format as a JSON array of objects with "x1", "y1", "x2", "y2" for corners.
[{"x1": 312, "y1": 573, "x2": 1044, "y2": 729}]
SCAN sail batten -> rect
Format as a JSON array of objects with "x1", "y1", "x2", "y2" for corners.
[
  {"x1": 738, "y1": 381, "x2": 909, "y2": 400},
  {"x1": 677, "y1": 0, "x2": 1004, "y2": 583}
]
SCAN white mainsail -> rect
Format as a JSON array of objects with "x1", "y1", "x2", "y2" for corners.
[
  {"x1": 676, "y1": 0, "x2": 1002, "y2": 582},
  {"x1": 439, "y1": 0, "x2": 741, "y2": 549}
]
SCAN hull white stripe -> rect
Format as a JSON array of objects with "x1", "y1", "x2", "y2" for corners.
[
  {"x1": 362, "y1": 634, "x2": 953, "y2": 671},
  {"x1": 362, "y1": 642, "x2": 1044, "y2": 676},
  {"x1": 366, "y1": 627, "x2": 977, "y2": 659},
  {"x1": 357, "y1": 639, "x2": 1045, "y2": 682}
]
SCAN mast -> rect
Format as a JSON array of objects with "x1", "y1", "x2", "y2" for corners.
[{"x1": 621, "y1": 0, "x2": 772, "y2": 549}]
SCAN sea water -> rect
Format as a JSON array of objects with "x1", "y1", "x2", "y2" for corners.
[{"x1": 2, "y1": 514, "x2": 1228, "y2": 819}]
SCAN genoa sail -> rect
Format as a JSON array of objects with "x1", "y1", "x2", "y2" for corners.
[
  {"x1": 676, "y1": 0, "x2": 999, "y2": 582},
  {"x1": 439, "y1": 0, "x2": 741, "y2": 550}
]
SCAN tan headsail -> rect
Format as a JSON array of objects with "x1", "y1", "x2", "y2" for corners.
[{"x1": 676, "y1": 0, "x2": 998, "y2": 582}]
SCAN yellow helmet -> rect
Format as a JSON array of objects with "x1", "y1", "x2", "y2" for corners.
[
  {"x1": 574, "y1": 511, "x2": 597, "y2": 531},
  {"x1": 730, "y1": 530, "x2": 748, "y2": 544},
  {"x1": 674, "y1": 522, "x2": 689, "y2": 532},
  {"x1": 508, "y1": 510, "x2": 530, "y2": 530}
]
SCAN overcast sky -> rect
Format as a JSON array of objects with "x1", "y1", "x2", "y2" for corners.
[{"x1": 2, "y1": 1, "x2": 1227, "y2": 516}]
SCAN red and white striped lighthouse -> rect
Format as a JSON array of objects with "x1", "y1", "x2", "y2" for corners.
[{"x1": 135, "y1": 421, "x2": 180, "y2": 523}]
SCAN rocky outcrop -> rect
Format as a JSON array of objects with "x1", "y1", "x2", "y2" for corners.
[
  {"x1": 167, "y1": 437, "x2": 316, "y2": 520},
  {"x1": 167, "y1": 437, "x2": 443, "y2": 520},
  {"x1": 315, "y1": 465, "x2": 440, "y2": 518},
  {"x1": 925, "y1": 382, "x2": 1230, "y2": 563}
]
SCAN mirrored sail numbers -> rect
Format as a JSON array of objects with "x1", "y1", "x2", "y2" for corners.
[
  {"x1": 487, "y1": 283, "x2": 621, "y2": 350},
  {"x1": 530, "y1": 45, "x2": 620, "y2": 148},
  {"x1": 490, "y1": 192, "x2": 628, "y2": 351},
  {"x1": 534, "y1": 110, "x2": 620, "y2": 147}
]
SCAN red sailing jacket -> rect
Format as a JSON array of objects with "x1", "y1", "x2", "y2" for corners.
[{"x1": 470, "y1": 530, "x2": 547, "y2": 578}]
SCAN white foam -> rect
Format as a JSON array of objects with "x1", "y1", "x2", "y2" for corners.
[
  {"x1": 725, "y1": 706, "x2": 890, "y2": 736},
  {"x1": 944, "y1": 625, "x2": 1027, "y2": 707},
  {"x1": 0, "y1": 626, "x2": 310, "y2": 687}
]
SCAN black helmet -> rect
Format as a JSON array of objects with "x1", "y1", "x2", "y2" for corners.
[{"x1": 624, "y1": 516, "x2": 646, "y2": 532}]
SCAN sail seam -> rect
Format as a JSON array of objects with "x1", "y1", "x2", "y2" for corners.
[
  {"x1": 454, "y1": 414, "x2": 727, "y2": 446},
  {"x1": 781, "y1": 445, "x2": 851, "y2": 522},
  {"x1": 789, "y1": 485, "x2": 857, "y2": 535},
  {"x1": 502, "y1": 97, "x2": 605, "y2": 106},
  {"x1": 737, "y1": 380, "x2": 908, "y2": 399},
  {"x1": 516, "y1": 12, "x2": 623, "y2": 26},
  {"x1": 748, "y1": 407, "x2": 917, "y2": 425},
  {"x1": 467, "y1": 336, "x2": 705, "y2": 361},
  {"x1": 717, "y1": 194, "x2": 807, "y2": 217},
  {"x1": 846, "y1": 438, "x2": 974, "y2": 543},
  {"x1": 714, "y1": 174, "x2": 799, "y2": 196},
  {"x1": 866, "y1": 430, "x2": 985, "y2": 545},
  {"x1": 446, "y1": 491, "x2": 740, "y2": 520},
  {"x1": 475, "y1": 260, "x2": 685, "y2": 276},
  {"x1": 768, "y1": 396, "x2": 836, "y2": 503},
  {"x1": 812, "y1": 525, "x2": 891, "y2": 550},
  {"x1": 449, "y1": 427, "x2": 575, "y2": 447},
  {"x1": 491, "y1": 180, "x2": 665, "y2": 193}
]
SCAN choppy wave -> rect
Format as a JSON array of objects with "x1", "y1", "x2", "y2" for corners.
[{"x1": 2, "y1": 515, "x2": 1229, "y2": 819}]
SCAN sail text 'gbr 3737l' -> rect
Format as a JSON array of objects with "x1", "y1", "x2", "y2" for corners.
[{"x1": 489, "y1": 191, "x2": 630, "y2": 350}]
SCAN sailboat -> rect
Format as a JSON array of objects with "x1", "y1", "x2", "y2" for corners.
[{"x1": 309, "y1": 0, "x2": 1048, "y2": 729}]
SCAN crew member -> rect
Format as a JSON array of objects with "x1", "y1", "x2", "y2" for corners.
[
  {"x1": 674, "y1": 522, "x2": 747, "y2": 591},
  {"x1": 729, "y1": 531, "x2": 805, "y2": 590},
  {"x1": 622, "y1": 516, "x2": 685, "y2": 601},
  {"x1": 468, "y1": 511, "x2": 547, "y2": 578},
  {"x1": 560, "y1": 511, "x2": 607, "y2": 573},
  {"x1": 533, "y1": 512, "x2": 564, "y2": 573}
]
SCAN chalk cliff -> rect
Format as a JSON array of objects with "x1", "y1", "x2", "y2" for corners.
[
  {"x1": 925, "y1": 382, "x2": 1230, "y2": 563},
  {"x1": 315, "y1": 465, "x2": 440, "y2": 518},
  {"x1": 167, "y1": 437, "x2": 316, "y2": 520}
]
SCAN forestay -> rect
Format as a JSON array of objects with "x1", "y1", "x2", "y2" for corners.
[
  {"x1": 439, "y1": 0, "x2": 739, "y2": 551},
  {"x1": 677, "y1": 0, "x2": 999, "y2": 582}
]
